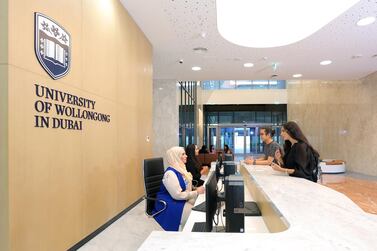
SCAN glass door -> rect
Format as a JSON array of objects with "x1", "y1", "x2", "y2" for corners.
[
  {"x1": 208, "y1": 126, "x2": 218, "y2": 151},
  {"x1": 220, "y1": 127, "x2": 234, "y2": 153},
  {"x1": 233, "y1": 127, "x2": 246, "y2": 160},
  {"x1": 207, "y1": 124, "x2": 279, "y2": 159},
  {"x1": 246, "y1": 127, "x2": 263, "y2": 155}
]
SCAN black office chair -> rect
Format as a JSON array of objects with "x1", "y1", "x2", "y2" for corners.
[{"x1": 143, "y1": 157, "x2": 167, "y2": 217}]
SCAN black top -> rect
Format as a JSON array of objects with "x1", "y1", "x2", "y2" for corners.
[
  {"x1": 186, "y1": 159, "x2": 204, "y2": 187},
  {"x1": 283, "y1": 142, "x2": 314, "y2": 182}
]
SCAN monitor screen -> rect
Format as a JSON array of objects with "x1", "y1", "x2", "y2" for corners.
[
  {"x1": 216, "y1": 152, "x2": 223, "y2": 181},
  {"x1": 205, "y1": 171, "x2": 218, "y2": 232},
  {"x1": 224, "y1": 154, "x2": 233, "y2": 161},
  {"x1": 223, "y1": 161, "x2": 236, "y2": 176}
]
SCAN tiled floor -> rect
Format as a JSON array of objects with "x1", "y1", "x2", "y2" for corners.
[{"x1": 320, "y1": 172, "x2": 377, "y2": 214}]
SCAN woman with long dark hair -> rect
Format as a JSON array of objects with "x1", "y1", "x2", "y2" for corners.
[
  {"x1": 224, "y1": 144, "x2": 232, "y2": 154},
  {"x1": 185, "y1": 144, "x2": 209, "y2": 187},
  {"x1": 271, "y1": 121, "x2": 320, "y2": 182}
]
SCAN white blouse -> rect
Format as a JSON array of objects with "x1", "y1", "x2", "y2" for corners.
[{"x1": 162, "y1": 170, "x2": 198, "y2": 201}]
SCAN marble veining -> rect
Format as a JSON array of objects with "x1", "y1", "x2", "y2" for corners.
[
  {"x1": 138, "y1": 165, "x2": 377, "y2": 251},
  {"x1": 287, "y1": 71, "x2": 377, "y2": 176},
  {"x1": 152, "y1": 79, "x2": 179, "y2": 165}
]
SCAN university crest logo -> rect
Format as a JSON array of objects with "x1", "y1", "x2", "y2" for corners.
[{"x1": 34, "y1": 13, "x2": 71, "y2": 80}]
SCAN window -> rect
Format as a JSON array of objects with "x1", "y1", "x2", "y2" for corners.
[
  {"x1": 201, "y1": 80, "x2": 286, "y2": 90},
  {"x1": 179, "y1": 81, "x2": 197, "y2": 147}
]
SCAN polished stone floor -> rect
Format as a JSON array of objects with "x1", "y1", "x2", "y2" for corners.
[
  {"x1": 78, "y1": 200, "x2": 162, "y2": 251},
  {"x1": 320, "y1": 172, "x2": 377, "y2": 214}
]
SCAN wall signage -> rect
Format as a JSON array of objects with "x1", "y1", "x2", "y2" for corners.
[
  {"x1": 34, "y1": 12, "x2": 71, "y2": 80},
  {"x1": 34, "y1": 84, "x2": 111, "y2": 130}
]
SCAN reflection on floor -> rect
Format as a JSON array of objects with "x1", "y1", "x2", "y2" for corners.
[{"x1": 319, "y1": 172, "x2": 377, "y2": 215}]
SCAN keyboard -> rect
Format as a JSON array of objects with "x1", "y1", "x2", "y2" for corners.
[
  {"x1": 192, "y1": 201, "x2": 206, "y2": 212},
  {"x1": 192, "y1": 222, "x2": 206, "y2": 232},
  {"x1": 244, "y1": 201, "x2": 261, "y2": 216}
]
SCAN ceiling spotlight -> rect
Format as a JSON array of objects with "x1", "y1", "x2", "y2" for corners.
[
  {"x1": 200, "y1": 31, "x2": 207, "y2": 38},
  {"x1": 243, "y1": 62, "x2": 254, "y2": 67},
  {"x1": 192, "y1": 66, "x2": 201, "y2": 71},
  {"x1": 357, "y1": 16, "x2": 376, "y2": 26},
  {"x1": 293, "y1": 74, "x2": 303, "y2": 78},
  {"x1": 320, "y1": 60, "x2": 332, "y2": 65}
]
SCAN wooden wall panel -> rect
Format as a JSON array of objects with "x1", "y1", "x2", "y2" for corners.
[
  {"x1": 0, "y1": 65, "x2": 10, "y2": 251},
  {"x1": 8, "y1": 0, "x2": 83, "y2": 89},
  {"x1": 0, "y1": 0, "x2": 8, "y2": 64},
  {"x1": 8, "y1": 67, "x2": 84, "y2": 251},
  {"x1": 5, "y1": 0, "x2": 153, "y2": 250}
]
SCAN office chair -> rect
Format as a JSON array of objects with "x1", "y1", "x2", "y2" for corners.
[{"x1": 143, "y1": 157, "x2": 167, "y2": 217}]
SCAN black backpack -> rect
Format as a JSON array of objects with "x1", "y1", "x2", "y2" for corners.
[{"x1": 307, "y1": 146, "x2": 320, "y2": 182}]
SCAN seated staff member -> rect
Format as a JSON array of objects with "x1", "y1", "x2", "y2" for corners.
[
  {"x1": 153, "y1": 147, "x2": 205, "y2": 231},
  {"x1": 209, "y1": 144, "x2": 216, "y2": 154},
  {"x1": 224, "y1": 144, "x2": 232, "y2": 154},
  {"x1": 185, "y1": 144, "x2": 209, "y2": 187},
  {"x1": 271, "y1": 121, "x2": 320, "y2": 182},
  {"x1": 245, "y1": 127, "x2": 282, "y2": 165}
]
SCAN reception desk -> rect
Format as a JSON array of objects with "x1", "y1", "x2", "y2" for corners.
[{"x1": 138, "y1": 163, "x2": 377, "y2": 250}]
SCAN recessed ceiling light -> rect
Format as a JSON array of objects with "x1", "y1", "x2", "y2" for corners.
[
  {"x1": 243, "y1": 63, "x2": 254, "y2": 68},
  {"x1": 357, "y1": 16, "x2": 376, "y2": 26},
  {"x1": 192, "y1": 66, "x2": 201, "y2": 71},
  {"x1": 216, "y1": 0, "x2": 359, "y2": 48},
  {"x1": 320, "y1": 60, "x2": 332, "y2": 65},
  {"x1": 293, "y1": 74, "x2": 303, "y2": 78}
]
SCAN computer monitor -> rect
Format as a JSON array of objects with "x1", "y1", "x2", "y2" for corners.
[
  {"x1": 223, "y1": 161, "x2": 236, "y2": 176},
  {"x1": 215, "y1": 153, "x2": 223, "y2": 182},
  {"x1": 224, "y1": 153, "x2": 233, "y2": 161},
  {"x1": 205, "y1": 171, "x2": 218, "y2": 232}
]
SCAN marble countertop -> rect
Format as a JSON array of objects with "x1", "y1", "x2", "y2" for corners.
[{"x1": 138, "y1": 164, "x2": 377, "y2": 251}]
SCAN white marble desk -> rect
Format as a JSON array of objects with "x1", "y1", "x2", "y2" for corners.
[{"x1": 138, "y1": 163, "x2": 377, "y2": 251}]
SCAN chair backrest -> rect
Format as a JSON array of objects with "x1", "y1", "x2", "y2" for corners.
[
  {"x1": 205, "y1": 153, "x2": 218, "y2": 165},
  {"x1": 143, "y1": 157, "x2": 165, "y2": 215}
]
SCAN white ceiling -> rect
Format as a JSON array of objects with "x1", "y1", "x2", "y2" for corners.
[{"x1": 120, "y1": 0, "x2": 377, "y2": 81}]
